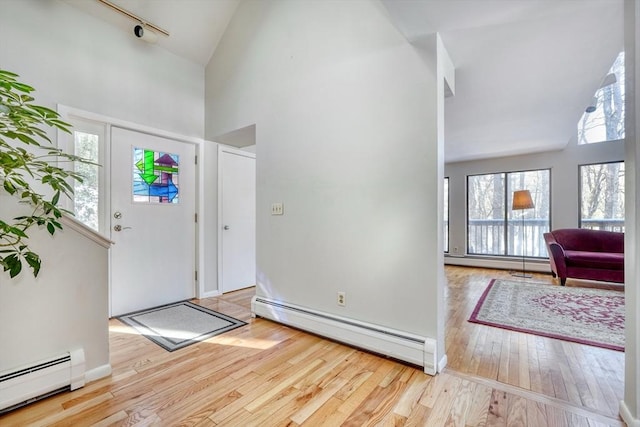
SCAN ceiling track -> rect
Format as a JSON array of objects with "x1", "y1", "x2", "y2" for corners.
[{"x1": 96, "y1": 0, "x2": 170, "y2": 37}]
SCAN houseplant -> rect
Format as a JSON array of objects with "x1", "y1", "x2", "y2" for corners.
[{"x1": 0, "y1": 69, "x2": 92, "y2": 278}]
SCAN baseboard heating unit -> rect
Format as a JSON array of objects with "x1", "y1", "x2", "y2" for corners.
[
  {"x1": 251, "y1": 296, "x2": 439, "y2": 375},
  {"x1": 0, "y1": 348, "x2": 85, "y2": 414}
]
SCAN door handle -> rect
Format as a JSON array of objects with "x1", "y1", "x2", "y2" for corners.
[
  {"x1": 223, "y1": 225, "x2": 230, "y2": 230},
  {"x1": 113, "y1": 225, "x2": 133, "y2": 232}
]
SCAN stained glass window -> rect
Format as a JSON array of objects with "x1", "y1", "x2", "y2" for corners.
[{"x1": 133, "y1": 148, "x2": 180, "y2": 204}]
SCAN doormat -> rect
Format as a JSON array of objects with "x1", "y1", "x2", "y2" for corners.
[
  {"x1": 117, "y1": 301, "x2": 246, "y2": 352},
  {"x1": 468, "y1": 279, "x2": 625, "y2": 351}
]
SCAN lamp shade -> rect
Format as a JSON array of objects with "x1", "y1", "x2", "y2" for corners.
[{"x1": 512, "y1": 190, "x2": 534, "y2": 210}]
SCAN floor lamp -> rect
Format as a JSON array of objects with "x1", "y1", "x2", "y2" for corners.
[{"x1": 511, "y1": 190, "x2": 534, "y2": 278}]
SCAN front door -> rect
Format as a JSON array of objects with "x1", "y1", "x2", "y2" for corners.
[
  {"x1": 219, "y1": 146, "x2": 256, "y2": 293},
  {"x1": 110, "y1": 127, "x2": 196, "y2": 316}
]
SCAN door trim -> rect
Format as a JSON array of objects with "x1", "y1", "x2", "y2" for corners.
[
  {"x1": 56, "y1": 105, "x2": 207, "y2": 314},
  {"x1": 217, "y1": 144, "x2": 256, "y2": 295}
]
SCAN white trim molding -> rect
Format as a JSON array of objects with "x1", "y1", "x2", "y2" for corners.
[
  {"x1": 251, "y1": 296, "x2": 440, "y2": 375},
  {"x1": 620, "y1": 400, "x2": 640, "y2": 427},
  {"x1": 84, "y1": 364, "x2": 112, "y2": 383},
  {"x1": 60, "y1": 215, "x2": 113, "y2": 249}
]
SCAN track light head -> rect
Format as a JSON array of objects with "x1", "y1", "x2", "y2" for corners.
[{"x1": 133, "y1": 24, "x2": 157, "y2": 43}]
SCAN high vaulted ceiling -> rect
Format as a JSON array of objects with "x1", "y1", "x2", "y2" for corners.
[{"x1": 63, "y1": 0, "x2": 624, "y2": 162}]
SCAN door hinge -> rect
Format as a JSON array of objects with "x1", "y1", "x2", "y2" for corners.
[
  {"x1": 195, "y1": 270, "x2": 198, "y2": 281},
  {"x1": 195, "y1": 213, "x2": 198, "y2": 223},
  {"x1": 195, "y1": 155, "x2": 198, "y2": 165}
]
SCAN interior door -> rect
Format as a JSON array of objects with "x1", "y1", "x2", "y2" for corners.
[
  {"x1": 219, "y1": 146, "x2": 256, "y2": 293},
  {"x1": 110, "y1": 127, "x2": 196, "y2": 316}
]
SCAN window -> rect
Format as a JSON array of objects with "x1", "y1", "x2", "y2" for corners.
[
  {"x1": 73, "y1": 131, "x2": 100, "y2": 231},
  {"x1": 67, "y1": 118, "x2": 106, "y2": 233},
  {"x1": 579, "y1": 162, "x2": 624, "y2": 232},
  {"x1": 444, "y1": 177, "x2": 449, "y2": 253},
  {"x1": 577, "y1": 51, "x2": 625, "y2": 145},
  {"x1": 468, "y1": 169, "x2": 550, "y2": 257}
]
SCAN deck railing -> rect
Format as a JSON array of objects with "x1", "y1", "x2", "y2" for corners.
[{"x1": 461, "y1": 218, "x2": 625, "y2": 257}]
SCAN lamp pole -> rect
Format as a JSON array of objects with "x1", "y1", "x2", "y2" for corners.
[{"x1": 511, "y1": 190, "x2": 534, "y2": 278}]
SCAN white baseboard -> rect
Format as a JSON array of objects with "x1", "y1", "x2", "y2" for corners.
[
  {"x1": 438, "y1": 354, "x2": 448, "y2": 372},
  {"x1": 251, "y1": 296, "x2": 440, "y2": 375},
  {"x1": 444, "y1": 256, "x2": 549, "y2": 273},
  {"x1": 200, "y1": 290, "x2": 221, "y2": 299},
  {"x1": 620, "y1": 400, "x2": 640, "y2": 427},
  {"x1": 84, "y1": 364, "x2": 112, "y2": 383}
]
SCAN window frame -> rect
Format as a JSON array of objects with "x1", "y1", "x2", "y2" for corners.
[
  {"x1": 466, "y1": 167, "x2": 551, "y2": 258},
  {"x1": 444, "y1": 177, "x2": 449, "y2": 253},
  {"x1": 578, "y1": 160, "x2": 625, "y2": 232}
]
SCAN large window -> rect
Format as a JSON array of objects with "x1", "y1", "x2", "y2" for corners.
[
  {"x1": 580, "y1": 162, "x2": 624, "y2": 232},
  {"x1": 468, "y1": 169, "x2": 550, "y2": 257},
  {"x1": 577, "y1": 51, "x2": 625, "y2": 145},
  {"x1": 444, "y1": 177, "x2": 449, "y2": 253}
]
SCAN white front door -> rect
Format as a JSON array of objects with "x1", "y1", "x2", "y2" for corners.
[
  {"x1": 110, "y1": 127, "x2": 196, "y2": 316},
  {"x1": 219, "y1": 146, "x2": 256, "y2": 293}
]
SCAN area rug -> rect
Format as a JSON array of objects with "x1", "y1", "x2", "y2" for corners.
[
  {"x1": 469, "y1": 279, "x2": 625, "y2": 351},
  {"x1": 117, "y1": 301, "x2": 246, "y2": 352}
]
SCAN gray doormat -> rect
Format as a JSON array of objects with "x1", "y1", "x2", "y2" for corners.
[{"x1": 117, "y1": 301, "x2": 246, "y2": 351}]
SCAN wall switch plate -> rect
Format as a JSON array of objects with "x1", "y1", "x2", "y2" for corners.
[{"x1": 271, "y1": 203, "x2": 284, "y2": 215}]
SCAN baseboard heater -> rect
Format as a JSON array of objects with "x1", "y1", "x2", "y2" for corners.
[
  {"x1": 251, "y1": 296, "x2": 438, "y2": 375},
  {"x1": 0, "y1": 348, "x2": 85, "y2": 414}
]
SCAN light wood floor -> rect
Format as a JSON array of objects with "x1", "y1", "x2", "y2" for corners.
[{"x1": 0, "y1": 266, "x2": 625, "y2": 426}]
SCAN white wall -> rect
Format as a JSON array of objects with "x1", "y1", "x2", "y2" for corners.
[
  {"x1": 445, "y1": 138, "x2": 625, "y2": 269},
  {"x1": 206, "y1": 0, "x2": 443, "y2": 353},
  {"x1": 0, "y1": 0, "x2": 205, "y2": 139},
  {"x1": 622, "y1": 0, "x2": 639, "y2": 424},
  {"x1": 0, "y1": 196, "x2": 110, "y2": 378}
]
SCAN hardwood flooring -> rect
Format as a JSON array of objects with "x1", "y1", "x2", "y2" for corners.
[{"x1": 0, "y1": 266, "x2": 625, "y2": 426}]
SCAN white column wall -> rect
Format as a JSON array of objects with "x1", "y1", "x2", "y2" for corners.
[
  {"x1": 622, "y1": 0, "x2": 640, "y2": 424},
  {"x1": 206, "y1": 0, "x2": 443, "y2": 354}
]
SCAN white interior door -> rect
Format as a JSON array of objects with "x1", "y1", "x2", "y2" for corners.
[
  {"x1": 110, "y1": 127, "x2": 196, "y2": 316},
  {"x1": 219, "y1": 146, "x2": 256, "y2": 293}
]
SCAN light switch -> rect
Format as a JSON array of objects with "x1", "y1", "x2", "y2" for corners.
[{"x1": 271, "y1": 203, "x2": 284, "y2": 215}]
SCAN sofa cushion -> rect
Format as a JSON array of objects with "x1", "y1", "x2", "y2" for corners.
[
  {"x1": 552, "y1": 228, "x2": 624, "y2": 253},
  {"x1": 564, "y1": 250, "x2": 624, "y2": 270}
]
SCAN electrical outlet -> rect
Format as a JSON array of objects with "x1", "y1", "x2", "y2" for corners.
[
  {"x1": 271, "y1": 203, "x2": 284, "y2": 215},
  {"x1": 337, "y1": 291, "x2": 346, "y2": 306}
]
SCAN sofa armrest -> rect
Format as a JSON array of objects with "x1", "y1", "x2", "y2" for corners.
[{"x1": 544, "y1": 232, "x2": 567, "y2": 278}]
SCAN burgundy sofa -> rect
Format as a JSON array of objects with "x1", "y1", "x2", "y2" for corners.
[{"x1": 543, "y1": 228, "x2": 624, "y2": 286}]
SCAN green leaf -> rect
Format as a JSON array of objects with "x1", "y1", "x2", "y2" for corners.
[
  {"x1": 46, "y1": 222, "x2": 55, "y2": 235},
  {"x1": 25, "y1": 252, "x2": 41, "y2": 277},
  {"x1": 9, "y1": 259, "x2": 22, "y2": 278}
]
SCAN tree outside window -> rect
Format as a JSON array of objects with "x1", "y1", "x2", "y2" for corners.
[
  {"x1": 580, "y1": 162, "x2": 624, "y2": 232},
  {"x1": 73, "y1": 131, "x2": 100, "y2": 231},
  {"x1": 578, "y1": 51, "x2": 625, "y2": 144}
]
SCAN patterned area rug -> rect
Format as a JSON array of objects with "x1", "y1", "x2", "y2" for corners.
[
  {"x1": 117, "y1": 301, "x2": 246, "y2": 352},
  {"x1": 469, "y1": 279, "x2": 625, "y2": 351}
]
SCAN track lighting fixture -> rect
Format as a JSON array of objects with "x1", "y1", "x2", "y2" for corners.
[
  {"x1": 134, "y1": 24, "x2": 158, "y2": 43},
  {"x1": 97, "y1": 0, "x2": 169, "y2": 42}
]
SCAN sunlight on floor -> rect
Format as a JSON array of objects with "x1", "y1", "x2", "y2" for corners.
[{"x1": 109, "y1": 324, "x2": 280, "y2": 349}]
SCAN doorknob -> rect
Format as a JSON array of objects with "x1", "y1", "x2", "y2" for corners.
[
  {"x1": 223, "y1": 225, "x2": 230, "y2": 230},
  {"x1": 113, "y1": 225, "x2": 133, "y2": 232}
]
